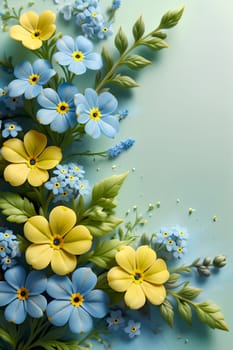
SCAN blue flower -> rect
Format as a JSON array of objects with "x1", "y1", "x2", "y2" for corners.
[
  {"x1": 60, "y1": 4, "x2": 73, "y2": 20},
  {"x1": 96, "y1": 22, "x2": 113, "y2": 39},
  {"x1": 124, "y1": 320, "x2": 141, "y2": 338},
  {"x1": 8, "y1": 59, "x2": 56, "y2": 99},
  {"x1": 0, "y1": 265, "x2": 47, "y2": 324},
  {"x1": 108, "y1": 139, "x2": 135, "y2": 158},
  {"x1": 1, "y1": 256, "x2": 18, "y2": 270},
  {"x1": 45, "y1": 177, "x2": 66, "y2": 195},
  {"x1": 77, "y1": 179, "x2": 90, "y2": 195},
  {"x1": 0, "y1": 241, "x2": 10, "y2": 258},
  {"x1": 172, "y1": 225, "x2": 189, "y2": 240},
  {"x1": 118, "y1": 108, "x2": 129, "y2": 121},
  {"x1": 54, "y1": 35, "x2": 102, "y2": 75},
  {"x1": 75, "y1": 88, "x2": 119, "y2": 139},
  {"x1": 37, "y1": 83, "x2": 78, "y2": 132},
  {"x1": 4, "y1": 95, "x2": 24, "y2": 111},
  {"x1": 2, "y1": 120, "x2": 22, "y2": 138},
  {"x1": 112, "y1": 0, "x2": 121, "y2": 9},
  {"x1": 46, "y1": 267, "x2": 109, "y2": 333},
  {"x1": 106, "y1": 309, "x2": 125, "y2": 331}
]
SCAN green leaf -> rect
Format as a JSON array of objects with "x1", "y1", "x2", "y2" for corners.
[
  {"x1": 85, "y1": 216, "x2": 123, "y2": 237},
  {"x1": 109, "y1": 74, "x2": 139, "y2": 88},
  {"x1": 114, "y1": 27, "x2": 128, "y2": 54},
  {"x1": 91, "y1": 173, "x2": 128, "y2": 206},
  {"x1": 88, "y1": 239, "x2": 129, "y2": 268},
  {"x1": 141, "y1": 38, "x2": 168, "y2": 50},
  {"x1": 178, "y1": 283, "x2": 202, "y2": 299},
  {"x1": 0, "y1": 192, "x2": 37, "y2": 223},
  {"x1": 194, "y1": 301, "x2": 229, "y2": 331},
  {"x1": 177, "y1": 300, "x2": 192, "y2": 325},
  {"x1": 133, "y1": 15, "x2": 145, "y2": 41},
  {"x1": 151, "y1": 31, "x2": 167, "y2": 39},
  {"x1": 159, "y1": 6, "x2": 185, "y2": 29},
  {"x1": 0, "y1": 328, "x2": 16, "y2": 348},
  {"x1": 101, "y1": 46, "x2": 114, "y2": 72},
  {"x1": 160, "y1": 298, "x2": 174, "y2": 327},
  {"x1": 123, "y1": 54, "x2": 152, "y2": 69},
  {"x1": 166, "y1": 273, "x2": 181, "y2": 287}
]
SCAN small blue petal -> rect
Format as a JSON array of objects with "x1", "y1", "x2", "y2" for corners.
[
  {"x1": 25, "y1": 295, "x2": 47, "y2": 318},
  {"x1": 47, "y1": 300, "x2": 72, "y2": 326},
  {"x1": 82, "y1": 289, "x2": 109, "y2": 318},
  {"x1": 69, "y1": 306, "x2": 93, "y2": 333},
  {"x1": 47, "y1": 275, "x2": 73, "y2": 299},
  {"x1": 25, "y1": 270, "x2": 47, "y2": 294},
  {"x1": 5, "y1": 265, "x2": 26, "y2": 290},
  {"x1": 5, "y1": 299, "x2": 26, "y2": 324},
  {"x1": 72, "y1": 267, "x2": 97, "y2": 295}
]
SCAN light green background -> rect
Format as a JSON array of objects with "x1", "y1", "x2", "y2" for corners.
[{"x1": 0, "y1": 0, "x2": 232, "y2": 349}]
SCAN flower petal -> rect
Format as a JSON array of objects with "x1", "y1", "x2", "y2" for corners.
[
  {"x1": 25, "y1": 295, "x2": 47, "y2": 318},
  {"x1": 124, "y1": 283, "x2": 145, "y2": 309},
  {"x1": 38, "y1": 11, "x2": 56, "y2": 40},
  {"x1": 4, "y1": 266, "x2": 26, "y2": 289},
  {"x1": 75, "y1": 35, "x2": 93, "y2": 53},
  {"x1": 27, "y1": 167, "x2": 49, "y2": 186},
  {"x1": 37, "y1": 88, "x2": 60, "y2": 108},
  {"x1": 107, "y1": 266, "x2": 132, "y2": 292},
  {"x1": 85, "y1": 88, "x2": 98, "y2": 108},
  {"x1": 25, "y1": 270, "x2": 47, "y2": 294},
  {"x1": 141, "y1": 281, "x2": 166, "y2": 305},
  {"x1": 85, "y1": 120, "x2": 101, "y2": 139},
  {"x1": 24, "y1": 130, "x2": 47, "y2": 158},
  {"x1": 37, "y1": 146, "x2": 62, "y2": 169},
  {"x1": 37, "y1": 109, "x2": 58, "y2": 124},
  {"x1": 144, "y1": 259, "x2": 170, "y2": 284},
  {"x1": 69, "y1": 307, "x2": 93, "y2": 333},
  {"x1": 14, "y1": 60, "x2": 33, "y2": 79},
  {"x1": 49, "y1": 206, "x2": 76, "y2": 236},
  {"x1": 56, "y1": 35, "x2": 74, "y2": 54},
  {"x1": 115, "y1": 246, "x2": 136, "y2": 273},
  {"x1": 24, "y1": 215, "x2": 51, "y2": 243},
  {"x1": 25, "y1": 244, "x2": 52, "y2": 270},
  {"x1": 99, "y1": 92, "x2": 118, "y2": 115},
  {"x1": 58, "y1": 83, "x2": 78, "y2": 104},
  {"x1": 47, "y1": 300, "x2": 72, "y2": 326},
  {"x1": 84, "y1": 53, "x2": 102, "y2": 70},
  {"x1": 72, "y1": 267, "x2": 97, "y2": 295},
  {"x1": 2, "y1": 138, "x2": 28, "y2": 163},
  {"x1": 0, "y1": 282, "x2": 16, "y2": 306},
  {"x1": 5, "y1": 299, "x2": 26, "y2": 324},
  {"x1": 47, "y1": 275, "x2": 73, "y2": 299},
  {"x1": 98, "y1": 119, "x2": 117, "y2": 138},
  {"x1": 83, "y1": 290, "x2": 109, "y2": 318},
  {"x1": 63, "y1": 225, "x2": 92, "y2": 255},
  {"x1": 10, "y1": 25, "x2": 32, "y2": 41},
  {"x1": 4, "y1": 164, "x2": 30, "y2": 186},
  {"x1": 50, "y1": 249, "x2": 77, "y2": 275},
  {"x1": 136, "y1": 245, "x2": 156, "y2": 272},
  {"x1": 20, "y1": 11, "x2": 38, "y2": 32}
]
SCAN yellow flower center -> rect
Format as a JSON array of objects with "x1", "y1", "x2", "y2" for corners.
[
  {"x1": 102, "y1": 27, "x2": 108, "y2": 33},
  {"x1": 54, "y1": 182, "x2": 61, "y2": 188},
  {"x1": 1, "y1": 90, "x2": 6, "y2": 96},
  {"x1": 5, "y1": 258, "x2": 12, "y2": 265},
  {"x1": 28, "y1": 157, "x2": 37, "y2": 168},
  {"x1": 92, "y1": 12, "x2": 97, "y2": 17},
  {"x1": 17, "y1": 287, "x2": 29, "y2": 301},
  {"x1": 131, "y1": 326, "x2": 137, "y2": 332},
  {"x1": 162, "y1": 232, "x2": 168, "y2": 237},
  {"x1": 11, "y1": 97, "x2": 17, "y2": 103},
  {"x1": 132, "y1": 270, "x2": 144, "y2": 284},
  {"x1": 90, "y1": 108, "x2": 101, "y2": 121},
  {"x1": 51, "y1": 235, "x2": 63, "y2": 249},
  {"x1": 179, "y1": 231, "x2": 184, "y2": 236},
  {"x1": 32, "y1": 30, "x2": 41, "y2": 39},
  {"x1": 56, "y1": 102, "x2": 70, "y2": 115},
  {"x1": 168, "y1": 239, "x2": 173, "y2": 245},
  {"x1": 8, "y1": 124, "x2": 16, "y2": 130},
  {"x1": 69, "y1": 175, "x2": 75, "y2": 181},
  {"x1": 177, "y1": 247, "x2": 183, "y2": 253},
  {"x1": 72, "y1": 50, "x2": 84, "y2": 62},
  {"x1": 79, "y1": 183, "x2": 85, "y2": 190},
  {"x1": 113, "y1": 318, "x2": 120, "y2": 324},
  {"x1": 0, "y1": 246, "x2": 5, "y2": 251},
  {"x1": 29, "y1": 74, "x2": 40, "y2": 85},
  {"x1": 4, "y1": 233, "x2": 10, "y2": 238},
  {"x1": 70, "y1": 292, "x2": 84, "y2": 307}
]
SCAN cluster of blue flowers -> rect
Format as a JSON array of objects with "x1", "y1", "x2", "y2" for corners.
[
  {"x1": 155, "y1": 225, "x2": 189, "y2": 259},
  {"x1": 108, "y1": 138, "x2": 135, "y2": 158},
  {"x1": 106, "y1": 309, "x2": 141, "y2": 339},
  {"x1": 0, "y1": 265, "x2": 108, "y2": 330},
  {"x1": 58, "y1": 0, "x2": 121, "y2": 39},
  {"x1": 45, "y1": 162, "x2": 90, "y2": 201},
  {"x1": 0, "y1": 228, "x2": 20, "y2": 270}
]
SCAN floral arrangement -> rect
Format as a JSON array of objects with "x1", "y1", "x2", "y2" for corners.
[{"x1": 0, "y1": 1, "x2": 229, "y2": 349}]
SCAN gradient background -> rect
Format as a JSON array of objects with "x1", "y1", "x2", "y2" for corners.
[{"x1": 0, "y1": 0, "x2": 232, "y2": 349}]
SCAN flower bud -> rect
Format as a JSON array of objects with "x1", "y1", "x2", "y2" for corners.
[
  {"x1": 198, "y1": 265, "x2": 211, "y2": 277},
  {"x1": 213, "y1": 255, "x2": 227, "y2": 268},
  {"x1": 203, "y1": 257, "x2": 211, "y2": 266}
]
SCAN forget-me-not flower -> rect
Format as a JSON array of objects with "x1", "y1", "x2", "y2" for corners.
[
  {"x1": 37, "y1": 83, "x2": 78, "y2": 132},
  {"x1": 106, "y1": 309, "x2": 125, "y2": 331},
  {"x1": 54, "y1": 35, "x2": 102, "y2": 75},
  {"x1": 8, "y1": 59, "x2": 56, "y2": 99},
  {"x1": 124, "y1": 320, "x2": 141, "y2": 338},
  {"x1": 46, "y1": 267, "x2": 109, "y2": 333},
  {"x1": 0, "y1": 265, "x2": 47, "y2": 324},
  {"x1": 2, "y1": 121, "x2": 22, "y2": 138},
  {"x1": 75, "y1": 88, "x2": 119, "y2": 139}
]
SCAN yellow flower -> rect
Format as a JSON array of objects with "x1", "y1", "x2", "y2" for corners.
[
  {"x1": 1, "y1": 130, "x2": 62, "y2": 187},
  {"x1": 24, "y1": 206, "x2": 93, "y2": 275},
  {"x1": 9, "y1": 11, "x2": 56, "y2": 50},
  {"x1": 107, "y1": 245, "x2": 170, "y2": 309}
]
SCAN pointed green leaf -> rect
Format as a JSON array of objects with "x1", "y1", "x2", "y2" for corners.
[
  {"x1": 109, "y1": 74, "x2": 139, "y2": 88},
  {"x1": 133, "y1": 15, "x2": 145, "y2": 41},
  {"x1": 114, "y1": 27, "x2": 128, "y2": 54},
  {"x1": 123, "y1": 54, "x2": 152, "y2": 69},
  {"x1": 151, "y1": 31, "x2": 167, "y2": 39},
  {"x1": 179, "y1": 284, "x2": 202, "y2": 299},
  {"x1": 0, "y1": 192, "x2": 37, "y2": 223},
  {"x1": 85, "y1": 216, "x2": 123, "y2": 237},
  {"x1": 160, "y1": 298, "x2": 174, "y2": 327},
  {"x1": 141, "y1": 38, "x2": 168, "y2": 50},
  {"x1": 177, "y1": 300, "x2": 192, "y2": 325},
  {"x1": 88, "y1": 239, "x2": 129, "y2": 268},
  {"x1": 194, "y1": 301, "x2": 229, "y2": 331},
  {"x1": 159, "y1": 6, "x2": 185, "y2": 29},
  {"x1": 101, "y1": 46, "x2": 114, "y2": 72},
  {"x1": 0, "y1": 328, "x2": 16, "y2": 348}
]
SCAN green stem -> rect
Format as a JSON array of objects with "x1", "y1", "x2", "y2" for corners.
[{"x1": 95, "y1": 25, "x2": 161, "y2": 92}]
